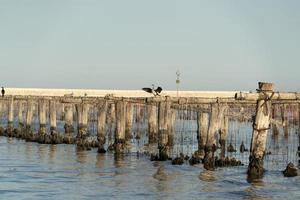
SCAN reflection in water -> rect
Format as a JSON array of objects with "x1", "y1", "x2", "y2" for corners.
[
  {"x1": 199, "y1": 170, "x2": 216, "y2": 182},
  {"x1": 244, "y1": 184, "x2": 272, "y2": 200},
  {"x1": 114, "y1": 154, "x2": 125, "y2": 168},
  {"x1": 48, "y1": 145, "x2": 57, "y2": 162},
  {"x1": 153, "y1": 166, "x2": 168, "y2": 181},
  {"x1": 153, "y1": 165, "x2": 169, "y2": 194},
  {"x1": 25, "y1": 142, "x2": 33, "y2": 160},
  {"x1": 37, "y1": 144, "x2": 47, "y2": 161},
  {"x1": 95, "y1": 153, "x2": 105, "y2": 168},
  {"x1": 76, "y1": 149, "x2": 88, "y2": 164}
]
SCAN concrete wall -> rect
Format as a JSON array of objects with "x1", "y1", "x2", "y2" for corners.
[{"x1": 4, "y1": 88, "x2": 239, "y2": 98}]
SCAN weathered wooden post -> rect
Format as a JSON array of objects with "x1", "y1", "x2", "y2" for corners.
[
  {"x1": 203, "y1": 103, "x2": 227, "y2": 170},
  {"x1": 247, "y1": 82, "x2": 273, "y2": 179},
  {"x1": 97, "y1": 101, "x2": 107, "y2": 153},
  {"x1": 107, "y1": 103, "x2": 116, "y2": 149},
  {"x1": 197, "y1": 112, "x2": 209, "y2": 158},
  {"x1": 49, "y1": 100, "x2": 60, "y2": 144},
  {"x1": 147, "y1": 104, "x2": 158, "y2": 143},
  {"x1": 125, "y1": 102, "x2": 133, "y2": 140},
  {"x1": 115, "y1": 100, "x2": 126, "y2": 154},
  {"x1": 37, "y1": 99, "x2": 47, "y2": 143},
  {"x1": 167, "y1": 109, "x2": 176, "y2": 146},
  {"x1": 281, "y1": 104, "x2": 289, "y2": 138},
  {"x1": 15, "y1": 101, "x2": 24, "y2": 138},
  {"x1": 0, "y1": 100, "x2": 4, "y2": 135},
  {"x1": 158, "y1": 99, "x2": 171, "y2": 160},
  {"x1": 6, "y1": 97, "x2": 14, "y2": 137},
  {"x1": 76, "y1": 103, "x2": 90, "y2": 150},
  {"x1": 64, "y1": 103, "x2": 74, "y2": 144},
  {"x1": 25, "y1": 100, "x2": 34, "y2": 141},
  {"x1": 219, "y1": 115, "x2": 229, "y2": 159}
]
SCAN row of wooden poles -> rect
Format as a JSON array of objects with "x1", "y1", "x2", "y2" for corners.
[{"x1": 0, "y1": 82, "x2": 299, "y2": 180}]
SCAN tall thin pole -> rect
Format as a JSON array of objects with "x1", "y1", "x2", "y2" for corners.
[{"x1": 176, "y1": 70, "x2": 180, "y2": 98}]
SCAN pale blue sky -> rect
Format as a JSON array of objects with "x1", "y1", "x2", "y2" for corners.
[{"x1": 0, "y1": 0, "x2": 299, "y2": 91}]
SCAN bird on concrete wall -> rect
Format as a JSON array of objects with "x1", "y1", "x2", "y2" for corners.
[
  {"x1": 1, "y1": 87, "x2": 5, "y2": 97},
  {"x1": 142, "y1": 84, "x2": 162, "y2": 96}
]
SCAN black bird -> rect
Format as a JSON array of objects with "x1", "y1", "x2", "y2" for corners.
[
  {"x1": 1, "y1": 87, "x2": 5, "y2": 97},
  {"x1": 142, "y1": 85, "x2": 163, "y2": 96}
]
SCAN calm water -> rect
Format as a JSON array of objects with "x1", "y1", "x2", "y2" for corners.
[{"x1": 0, "y1": 136, "x2": 300, "y2": 200}]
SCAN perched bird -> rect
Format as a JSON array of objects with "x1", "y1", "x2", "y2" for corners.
[
  {"x1": 1, "y1": 87, "x2": 5, "y2": 97},
  {"x1": 142, "y1": 85, "x2": 162, "y2": 96}
]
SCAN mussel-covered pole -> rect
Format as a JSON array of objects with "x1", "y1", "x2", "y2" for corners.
[
  {"x1": 158, "y1": 99, "x2": 171, "y2": 160},
  {"x1": 203, "y1": 104, "x2": 227, "y2": 170},
  {"x1": 49, "y1": 100, "x2": 60, "y2": 144},
  {"x1": 125, "y1": 102, "x2": 133, "y2": 140},
  {"x1": 64, "y1": 104, "x2": 74, "y2": 144},
  {"x1": 6, "y1": 97, "x2": 14, "y2": 137},
  {"x1": 147, "y1": 105, "x2": 158, "y2": 143},
  {"x1": 115, "y1": 100, "x2": 126, "y2": 154},
  {"x1": 247, "y1": 82, "x2": 273, "y2": 179},
  {"x1": 219, "y1": 116, "x2": 229, "y2": 159},
  {"x1": 97, "y1": 101, "x2": 107, "y2": 153},
  {"x1": 281, "y1": 104, "x2": 289, "y2": 137},
  {"x1": 25, "y1": 100, "x2": 34, "y2": 141},
  {"x1": 76, "y1": 103, "x2": 90, "y2": 149},
  {"x1": 298, "y1": 103, "x2": 300, "y2": 166},
  {"x1": 16, "y1": 101, "x2": 24, "y2": 138},
  {"x1": 197, "y1": 112, "x2": 209, "y2": 158},
  {"x1": 167, "y1": 109, "x2": 176, "y2": 146},
  {"x1": 37, "y1": 99, "x2": 47, "y2": 143}
]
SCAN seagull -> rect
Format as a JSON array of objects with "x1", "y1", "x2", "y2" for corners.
[
  {"x1": 1, "y1": 87, "x2": 5, "y2": 97},
  {"x1": 142, "y1": 84, "x2": 162, "y2": 96}
]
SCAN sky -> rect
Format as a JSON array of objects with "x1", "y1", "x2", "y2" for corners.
[{"x1": 0, "y1": 0, "x2": 299, "y2": 91}]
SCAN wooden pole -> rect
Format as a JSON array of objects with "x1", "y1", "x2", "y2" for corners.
[
  {"x1": 64, "y1": 103, "x2": 74, "y2": 144},
  {"x1": 158, "y1": 99, "x2": 171, "y2": 160},
  {"x1": 76, "y1": 103, "x2": 90, "y2": 149},
  {"x1": 107, "y1": 103, "x2": 116, "y2": 148},
  {"x1": 115, "y1": 100, "x2": 126, "y2": 153},
  {"x1": 25, "y1": 100, "x2": 34, "y2": 141},
  {"x1": 38, "y1": 99, "x2": 47, "y2": 142},
  {"x1": 97, "y1": 101, "x2": 107, "y2": 153},
  {"x1": 16, "y1": 101, "x2": 24, "y2": 138},
  {"x1": 197, "y1": 112, "x2": 209, "y2": 158},
  {"x1": 203, "y1": 103, "x2": 227, "y2": 170},
  {"x1": 6, "y1": 97, "x2": 14, "y2": 137},
  {"x1": 125, "y1": 102, "x2": 133, "y2": 140},
  {"x1": 147, "y1": 105, "x2": 158, "y2": 144},
  {"x1": 219, "y1": 115, "x2": 229, "y2": 159},
  {"x1": 167, "y1": 109, "x2": 176, "y2": 146},
  {"x1": 281, "y1": 104, "x2": 289, "y2": 138},
  {"x1": 49, "y1": 100, "x2": 61, "y2": 143},
  {"x1": 247, "y1": 82, "x2": 273, "y2": 180}
]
